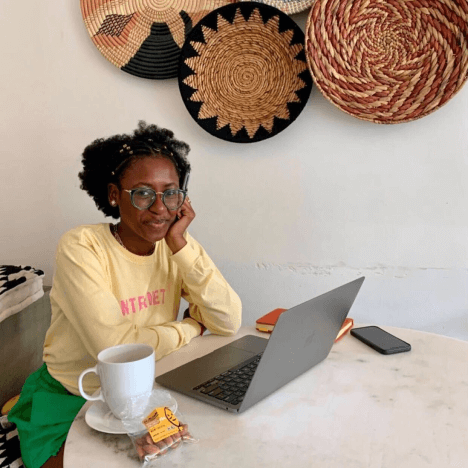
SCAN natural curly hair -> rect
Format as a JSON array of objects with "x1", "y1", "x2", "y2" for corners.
[{"x1": 79, "y1": 121, "x2": 191, "y2": 219}]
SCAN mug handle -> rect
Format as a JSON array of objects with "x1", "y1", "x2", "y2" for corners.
[{"x1": 78, "y1": 366, "x2": 104, "y2": 401}]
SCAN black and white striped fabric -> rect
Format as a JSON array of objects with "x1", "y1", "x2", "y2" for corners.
[
  {"x1": 0, "y1": 416, "x2": 23, "y2": 468},
  {"x1": 0, "y1": 266, "x2": 44, "y2": 323}
]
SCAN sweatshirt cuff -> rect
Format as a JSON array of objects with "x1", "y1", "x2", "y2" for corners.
[
  {"x1": 182, "y1": 317, "x2": 202, "y2": 338},
  {"x1": 170, "y1": 242, "x2": 199, "y2": 271}
]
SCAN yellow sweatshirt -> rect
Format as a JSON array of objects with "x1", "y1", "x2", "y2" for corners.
[{"x1": 43, "y1": 223, "x2": 242, "y2": 395}]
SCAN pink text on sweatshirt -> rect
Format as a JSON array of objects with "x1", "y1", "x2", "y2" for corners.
[{"x1": 120, "y1": 288, "x2": 166, "y2": 316}]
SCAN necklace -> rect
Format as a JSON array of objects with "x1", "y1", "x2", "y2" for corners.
[{"x1": 112, "y1": 223, "x2": 155, "y2": 256}]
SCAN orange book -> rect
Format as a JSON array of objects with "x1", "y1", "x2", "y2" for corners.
[
  {"x1": 334, "y1": 318, "x2": 354, "y2": 343},
  {"x1": 256, "y1": 308, "x2": 354, "y2": 343},
  {"x1": 255, "y1": 308, "x2": 287, "y2": 333}
]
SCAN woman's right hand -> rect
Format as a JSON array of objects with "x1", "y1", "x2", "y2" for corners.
[{"x1": 165, "y1": 197, "x2": 195, "y2": 254}]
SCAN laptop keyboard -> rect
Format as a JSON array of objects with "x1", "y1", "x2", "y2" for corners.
[{"x1": 192, "y1": 353, "x2": 263, "y2": 406}]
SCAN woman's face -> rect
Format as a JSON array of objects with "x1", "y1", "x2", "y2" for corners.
[{"x1": 113, "y1": 156, "x2": 180, "y2": 244}]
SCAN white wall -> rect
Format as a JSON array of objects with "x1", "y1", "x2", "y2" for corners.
[{"x1": 1, "y1": 2, "x2": 467, "y2": 340}]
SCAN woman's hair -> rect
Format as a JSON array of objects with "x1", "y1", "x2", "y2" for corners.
[{"x1": 79, "y1": 121, "x2": 191, "y2": 219}]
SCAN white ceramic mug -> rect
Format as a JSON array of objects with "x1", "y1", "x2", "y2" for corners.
[{"x1": 78, "y1": 343, "x2": 155, "y2": 419}]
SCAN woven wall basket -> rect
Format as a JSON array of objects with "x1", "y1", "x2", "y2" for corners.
[
  {"x1": 178, "y1": 2, "x2": 313, "y2": 143},
  {"x1": 306, "y1": 0, "x2": 468, "y2": 124},
  {"x1": 240, "y1": 0, "x2": 314, "y2": 15},
  {"x1": 80, "y1": 0, "x2": 234, "y2": 79}
]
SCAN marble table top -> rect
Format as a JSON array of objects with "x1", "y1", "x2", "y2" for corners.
[{"x1": 65, "y1": 326, "x2": 467, "y2": 468}]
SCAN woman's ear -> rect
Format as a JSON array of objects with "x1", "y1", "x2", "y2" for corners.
[{"x1": 108, "y1": 183, "x2": 120, "y2": 207}]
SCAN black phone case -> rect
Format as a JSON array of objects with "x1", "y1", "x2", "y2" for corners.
[
  {"x1": 176, "y1": 169, "x2": 190, "y2": 221},
  {"x1": 351, "y1": 326, "x2": 411, "y2": 355}
]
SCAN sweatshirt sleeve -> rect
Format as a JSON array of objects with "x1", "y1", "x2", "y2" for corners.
[
  {"x1": 170, "y1": 234, "x2": 242, "y2": 336},
  {"x1": 51, "y1": 231, "x2": 202, "y2": 362}
]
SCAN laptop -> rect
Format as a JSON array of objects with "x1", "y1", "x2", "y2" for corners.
[{"x1": 155, "y1": 276, "x2": 365, "y2": 413}]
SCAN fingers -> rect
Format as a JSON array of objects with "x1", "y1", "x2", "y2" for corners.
[
  {"x1": 184, "y1": 196, "x2": 193, "y2": 211},
  {"x1": 177, "y1": 197, "x2": 195, "y2": 220}
]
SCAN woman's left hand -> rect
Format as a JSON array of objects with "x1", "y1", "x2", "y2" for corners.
[
  {"x1": 183, "y1": 307, "x2": 206, "y2": 335},
  {"x1": 165, "y1": 197, "x2": 195, "y2": 254}
]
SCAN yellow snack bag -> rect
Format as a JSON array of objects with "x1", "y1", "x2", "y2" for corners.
[{"x1": 142, "y1": 407, "x2": 181, "y2": 444}]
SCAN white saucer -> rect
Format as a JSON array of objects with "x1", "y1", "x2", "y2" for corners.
[{"x1": 85, "y1": 400, "x2": 126, "y2": 434}]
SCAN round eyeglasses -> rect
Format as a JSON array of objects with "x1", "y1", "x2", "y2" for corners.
[{"x1": 124, "y1": 188, "x2": 187, "y2": 211}]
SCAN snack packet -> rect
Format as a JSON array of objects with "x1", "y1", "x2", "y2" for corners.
[{"x1": 120, "y1": 389, "x2": 198, "y2": 466}]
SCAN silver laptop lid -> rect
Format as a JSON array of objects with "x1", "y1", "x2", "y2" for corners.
[{"x1": 239, "y1": 277, "x2": 365, "y2": 412}]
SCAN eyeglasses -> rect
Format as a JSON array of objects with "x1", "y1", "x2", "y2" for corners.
[{"x1": 124, "y1": 187, "x2": 187, "y2": 211}]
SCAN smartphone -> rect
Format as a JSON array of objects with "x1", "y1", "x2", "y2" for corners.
[
  {"x1": 181, "y1": 169, "x2": 190, "y2": 192},
  {"x1": 176, "y1": 169, "x2": 190, "y2": 221},
  {"x1": 350, "y1": 326, "x2": 411, "y2": 355}
]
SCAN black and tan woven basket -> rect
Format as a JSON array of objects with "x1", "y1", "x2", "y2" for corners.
[
  {"x1": 178, "y1": 2, "x2": 313, "y2": 143},
  {"x1": 240, "y1": 0, "x2": 313, "y2": 15},
  {"x1": 80, "y1": 0, "x2": 234, "y2": 79},
  {"x1": 306, "y1": 0, "x2": 468, "y2": 124}
]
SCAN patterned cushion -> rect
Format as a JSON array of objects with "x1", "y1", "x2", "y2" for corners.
[
  {"x1": 0, "y1": 416, "x2": 23, "y2": 468},
  {"x1": 0, "y1": 266, "x2": 44, "y2": 323}
]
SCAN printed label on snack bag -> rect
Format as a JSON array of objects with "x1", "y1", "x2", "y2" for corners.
[{"x1": 142, "y1": 407, "x2": 181, "y2": 444}]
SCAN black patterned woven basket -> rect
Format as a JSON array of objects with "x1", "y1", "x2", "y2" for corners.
[
  {"x1": 80, "y1": 0, "x2": 235, "y2": 79},
  {"x1": 178, "y1": 2, "x2": 313, "y2": 143}
]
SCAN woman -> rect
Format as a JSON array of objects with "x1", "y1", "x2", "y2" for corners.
[{"x1": 9, "y1": 121, "x2": 242, "y2": 468}]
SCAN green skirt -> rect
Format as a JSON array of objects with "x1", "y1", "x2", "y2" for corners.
[{"x1": 8, "y1": 364, "x2": 86, "y2": 468}]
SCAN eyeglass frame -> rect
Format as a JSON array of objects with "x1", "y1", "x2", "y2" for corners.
[{"x1": 123, "y1": 187, "x2": 187, "y2": 211}]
